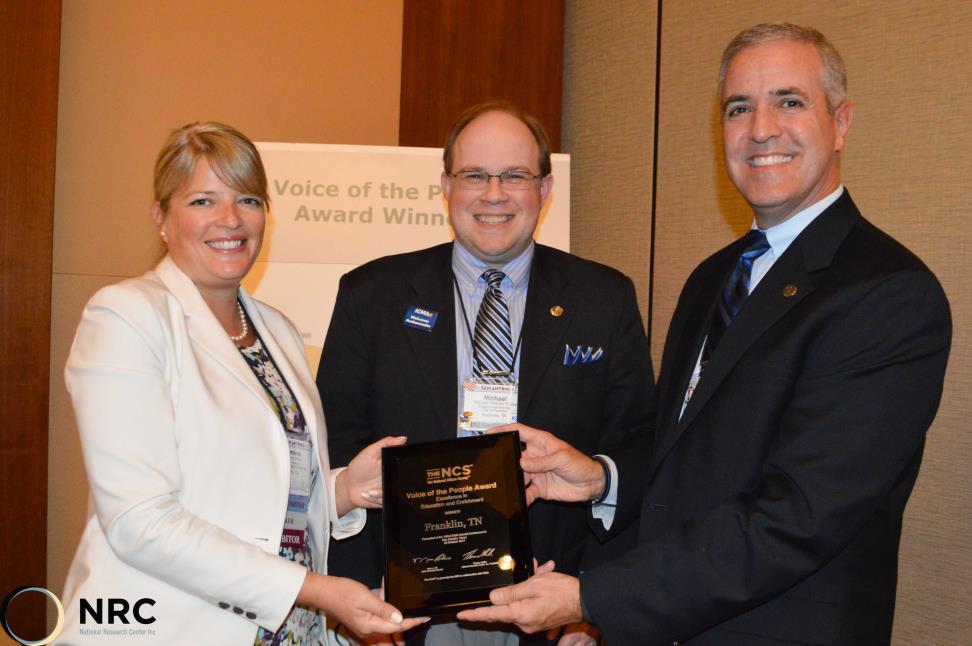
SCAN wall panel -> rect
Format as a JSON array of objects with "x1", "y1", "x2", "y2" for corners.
[
  {"x1": 562, "y1": 1, "x2": 657, "y2": 328},
  {"x1": 0, "y1": 0, "x2": 60, "y2": 637},
  {"x1": 399, "y1": 0, "x2": 564, "y2": 150}
]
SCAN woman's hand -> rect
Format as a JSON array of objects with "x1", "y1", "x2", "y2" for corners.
[
  {"x1": 297, "y1": 573, "x2": 428, "y2": 638},
  {"x1": 336, "y1": 435, "x2": 407, "y2": 515}
]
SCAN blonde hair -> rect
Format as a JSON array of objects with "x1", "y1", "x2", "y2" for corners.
[{"x1": 153, "y1": 122, "x2": 269, "y2": 212}]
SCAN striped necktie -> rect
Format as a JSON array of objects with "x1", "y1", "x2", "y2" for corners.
[
  {"x1": 704, "y1": 229, "x2": 770, "y2": 361},
  {"x1": 473, "y1": 269, "x2": 514, "y2": 383}
]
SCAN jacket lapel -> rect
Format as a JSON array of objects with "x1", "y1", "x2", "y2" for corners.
[
  {"x1": 154, "y1": 257, "x2": 272, "y2": 413},
  {"x1": 676, "y1": 251, "x2": 813, "y2": 433},
  {"x1": 518, "y1": 246, "x2": 572, "y2": 418},
  {"x1": 399, "y1": 245, "x2": 458, "y2": 439},
  {"x1": 651, "y1": 192, "x2": 862, "y2": 472}
]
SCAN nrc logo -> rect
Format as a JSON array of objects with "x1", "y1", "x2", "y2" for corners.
[
  {"x1": 81, "y1": 598, "x2": 156, "y2": 624},
  {"x1": 426, "y1": 464, "x2": 472, "y2": 480}
]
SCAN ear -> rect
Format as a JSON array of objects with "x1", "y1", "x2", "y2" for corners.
[
  {"x1": 833, "y1": 101, "x2": 853, "y2": 152},
  {"x1": 151, "y1": 202, "x2": 165, "y2": 230},
  {"x1": 441, "y1": 171, "x2": 452, "y2": 202},
  {"x1": 539, "y1": 174, "x2": 554, "y2": 206}
]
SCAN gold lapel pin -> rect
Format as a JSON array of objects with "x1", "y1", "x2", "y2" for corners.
[
  {"x1": 550, "y1": 305, "x2": 564, "y2": 317},
  {"x1": 782, "y1": 284, "x2": 798, "y2": 298}
]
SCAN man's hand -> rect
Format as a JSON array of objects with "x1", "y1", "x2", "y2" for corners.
[
  {"x1": 489, "y1": 423, "x2": 605, "y2": 505},
  {"x1": 337, "y1": 435, "x2": 407, "y2": 515},
  {"x1": 455, "y1": 571, "x2": 583, "y2": 634}
]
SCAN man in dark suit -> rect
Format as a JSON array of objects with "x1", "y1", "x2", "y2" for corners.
[
  {"x1": 458, "y1": 24, "x2": 952, "y2": 645},
  {"x1": 317, "y1": 102, "x2": 654, "y2": 645}
]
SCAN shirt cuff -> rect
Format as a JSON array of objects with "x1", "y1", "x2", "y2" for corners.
[
  {"x1": 590, "y1": 454, "x2": 618, "y2": 531},
  {"x1": 326, "y1": 466, "x2": 367, "y2": 539}
]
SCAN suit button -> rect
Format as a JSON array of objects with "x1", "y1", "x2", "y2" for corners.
[
  {"x1": 233, "y1": 606, "x2": 244, "y2": 614},
  {"x1": 218, "y1": 602, "x2": 230, "y2": 609},
  {"x1": 246, "y1": 611, "x2": 257, "y2": 619}
]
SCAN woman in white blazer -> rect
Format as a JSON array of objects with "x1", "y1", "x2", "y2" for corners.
[{"x1": 56, "y1": 123, "x2": 427, "y2": 645}]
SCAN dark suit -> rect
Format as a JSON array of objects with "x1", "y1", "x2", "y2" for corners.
[
  {"x1": 580, "y1": 192, "x2": 951, "y2": 645},
  {"x1": 318, "y1": 242, "x2": 654, "y2": 589}
]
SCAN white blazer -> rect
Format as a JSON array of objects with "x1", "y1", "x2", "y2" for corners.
[{"x1": 56, "y1": 256, "x2": 364, "y2": 645}]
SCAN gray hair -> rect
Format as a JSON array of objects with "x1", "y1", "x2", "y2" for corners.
[{"x1": 718, "y1": 23, "x2": 847, "y2": 114}]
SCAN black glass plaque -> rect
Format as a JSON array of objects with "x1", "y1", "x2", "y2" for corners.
[{"x1": 382, "y1": 431, "x2": 534, "y2": 616}]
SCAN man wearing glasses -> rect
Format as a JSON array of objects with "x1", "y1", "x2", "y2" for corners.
[{"x1": 317, "y1": 102, "x2": 654, "y2": 645}]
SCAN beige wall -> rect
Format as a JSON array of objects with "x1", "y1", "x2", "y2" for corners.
[
  {"x1": 563, "y1": 2, "x2": 657, "y2": 327},
  {"x1": 565, "y1": 1, "x2": 971, "y2": 643},
  {"x1": 48, "y1": 0, "x2": 404, "y2": 605}
]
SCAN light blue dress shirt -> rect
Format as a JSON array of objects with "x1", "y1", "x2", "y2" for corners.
[{"x1": 451, "y1": 241, "x2": 533, "y2": 434}]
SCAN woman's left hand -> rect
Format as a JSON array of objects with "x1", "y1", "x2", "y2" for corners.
[{"x1": 337, "y1": 435, "x2": 407, "y2": 514}]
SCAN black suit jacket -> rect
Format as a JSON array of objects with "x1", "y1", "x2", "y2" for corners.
[
  {"x1": 318, "y1": 242, "x2": 654, "y2": 588},
  {"x1": 580, "y1": 192, "x2": 951, "y2": 645}
]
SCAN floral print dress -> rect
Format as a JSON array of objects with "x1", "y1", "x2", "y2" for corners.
[{"x1": 239, "y1": 336, "x2": 324, "y2": 646}]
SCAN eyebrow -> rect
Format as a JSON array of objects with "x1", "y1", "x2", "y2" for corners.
[
  {"x1": 773, "y1": 86, "x2": 807, "y2": 98},
  {"x1": 723, "y1": 94, "x2": 749, "y2": 110}
]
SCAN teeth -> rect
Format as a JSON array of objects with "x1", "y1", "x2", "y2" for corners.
[
  {"x1": 206, "y1": 240, "x2": 243, "y2": 250},
  {"x1": 751, "y1": 154, "x2": 793, "y2": 167},
  {"x1": 475, "y1": 214, "x2": 512, "y2": 224}
]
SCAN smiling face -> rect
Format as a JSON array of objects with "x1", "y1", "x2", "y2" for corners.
[
  {"x1": 152, "y1": 157, "x2": 265, "y2": 302},
  {"x1": 722, "y1": 39, "x2": 853, "y2": 228},
  {"x1": 441, "y1": 110, "x2": 552, "y2": 266}
]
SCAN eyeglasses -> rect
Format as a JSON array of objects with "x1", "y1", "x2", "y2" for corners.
[{"x1": 449, "y1": 170, "x2": 542, "y2": 190}]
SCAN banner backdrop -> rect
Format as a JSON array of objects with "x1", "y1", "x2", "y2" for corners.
[{"x1": 243, "y1": 143, "x2": 570, "y2": 374}]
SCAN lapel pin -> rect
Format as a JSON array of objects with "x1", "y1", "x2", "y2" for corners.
[
  {"x1": 550, "y1": 305, "x2": 564, "y2": 317},
  {"x1": 782, "y1": 284, "x2": 798, "y2": 298}
]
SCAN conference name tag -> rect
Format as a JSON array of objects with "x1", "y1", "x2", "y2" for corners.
[
  {"x1": 283, "y1": 435, "x2": 313, "y2": 549},
  {"x1": 403, "y1": 305, "x2": 438, "y2": 332},
  {"x1": 458, "y1": 379, "x2": 518, "y2": 436},
  {"x1": 288, "y1": 435, "x2": 312, "y2": 496}
]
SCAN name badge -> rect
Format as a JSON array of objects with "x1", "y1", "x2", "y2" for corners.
[
  {"x1": 403, "y1": 306, "x2": 438, "y2": 332},
  {"x1": 458, "y1": 379, "x2": 518, "y2": 436},
  {"x1": 284, "y1": 434, "x2": 313, "y2": 549},
  {"x1": 288, "y1": 435, "x2": 312, "y2": 496}
]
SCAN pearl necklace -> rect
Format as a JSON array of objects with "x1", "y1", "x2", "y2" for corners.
[{"x1": 229, "y1": 301, "x2": 248, "y2": 342}]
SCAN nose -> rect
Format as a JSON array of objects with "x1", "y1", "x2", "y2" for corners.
[
  {"x1": 480, "y1": 175, "x2": 509, "y2": 202},
  {"x1": 217, "y1": 202, "x2": 244, "y2": 227},
  {"x1": 750, "y1": 106, "x2": 781, "y2": 143}
]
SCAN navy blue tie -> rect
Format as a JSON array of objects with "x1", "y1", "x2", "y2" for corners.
[
  {"x1": 473, "y1": 269, "x2": 514, "y2": 383},
  {"x1": 705, "y1": 229, "x2": 770, "y2": 360}
]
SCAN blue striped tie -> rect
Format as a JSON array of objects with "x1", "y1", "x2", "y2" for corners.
[
  {"x1": 473, "y1": 269, "x2": 514, "y2": 383},
  {"x1": 705, "y1": 229, "x2": 770, "y2": 361}
]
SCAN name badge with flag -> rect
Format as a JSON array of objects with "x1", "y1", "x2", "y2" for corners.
[{"x1": 403, "y1": 306, "x2": 438, "y2": 332}]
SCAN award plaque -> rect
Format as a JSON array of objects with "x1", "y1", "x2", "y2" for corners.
[{"x1": 382, "y1": 431, "x2": 534, "y2": 616}]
